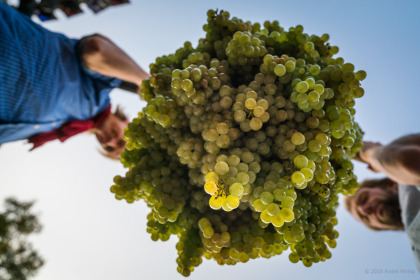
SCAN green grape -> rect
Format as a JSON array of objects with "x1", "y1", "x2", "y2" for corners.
[
  {"x1": 308, "y1": 139, "x2": 321, "y2": 152},
  {"x1": 249, "y1": 117, "x2": 263, "y2": 131},
  {"x1": 291, "y1": 171, "x2": 305, "y2": 186},
  {"x1": 285, "y1": 60, "x2": 296, "y2": 72},
  {"x1": 281, "y1": 196, "x2": 295, "y2": 208},
  {"x1": 274, "y1": 64, "x2": 286, "y2": 76},
  {"x1": 273, "y1": 189, "x2": 286, "y2": 201},
  {"x1": 206, "y1": 171, "x2": 219, "y2": 182},
  {"x1": 315, "y1": 133, "x2": 329, "y2": 145},
  {"x1": 190, "y1": 68, "x2": 202, "y2": 82},
  {"x1": 203, "y1": 227, "x2": 214, "y2": 238},
  {"x1": 209, "y1": 195, "x2": 225, "y2": 210},
  {"x1": 226, "y1": 195, "x2": 240, "y2": 209},
  {"x1": 295, "y1": 81, "x2": 309, "y2": 93},
  {"x1": 280, "y1": 208, "x2": 294, "y2": 222},
  {"x1": 309, "y1": 65, "x2": 320, "y2": 75},
  {"x1": 241, "y1": 151, "x2": 254, "y2": 163},
  {"x1": 236, "y1": 172, "x2": 250, "y2": 184},
  {"x1": 228, "y1": 155, "x2": 241, "y2": 167},
  {"x1": 234, "y1": 110, "x2": 247, "y2": 122},
  {"x1": 260, "y1": 192, "x2": 274, "y2": 205},
  {"x1": 266, "y1": 203, "x2": 280, "y2": 216},
  {"x1": 253, "y1": 106, "x2": 265, "y2": 117},
  {"x1": 285, "y1": 189, "x2": 297, "y2": 200},
  {"x1": 245, "y1": 98, "x2": 257, "y2": 109},
  {"x1": 260, "y1": 209, "x2": 272, "y2": 223},
  {"x1": 215, "y1": 162, "x2": 229, "y2": 175},
  {"x1": 253, "y1": 199, "x2": 267, "y2": 212},
  {"x1": 355, "y1": 70, "x2": 367, "y2": 80},
  {"x1": 181, "y1": 79, "x2": 193, "y2": 91},
  {"x1": 289, "y1": 252, "x2": 300, "y2": 263},
  {"x1": 230, "y1": 182, "x2": 244, "y2": 196},
  {"x1": 301, "y1": 168, "x2": 314, "y2": 181},
  {"x1": 294, "y1": 155, "x2": 308, "y2": 169},
  {"x1": 271, "y1": 213, "x2": 285, "y2": 227},
  {"x1": 291, "y1": 132, "x2": 305, "y2": 145}
]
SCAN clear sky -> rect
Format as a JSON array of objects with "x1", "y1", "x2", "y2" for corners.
[{"x1": 1, "y1": 0, "x2": 420, "y2": 280}]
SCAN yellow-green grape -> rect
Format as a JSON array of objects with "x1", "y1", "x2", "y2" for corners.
[
  {"x1": 226, "y1": 195, "x2": 240, "y2": 209},
  {"x1": 253, "y1": 106, "x2": 265, "y2": 117},
  {"x1": 294, "y1": 155, "x2": 308, "y2": 169},
  {"x1": 209, "y1": 195, "x2": 225, "y2": 210},
  {"x1": 249, "y1": 117, "x2": 263, "y2": 131},
  {"x1": 273, "y1": 189, "x2": 286, "y2": 201},
  {"x1": 229, "y1": 182, "x2": 244, "y2": 196},
  {"x1": 281, "y1": 196, "x2": 294, "y2": 208},
  {"x1": 203, "y1": 227, "x2": 214, "y2": 238},
  {"x1": 271, "y1": 213, "x2": 285, "y2": 227},
  {"x1": 181, "y1": 79, "x2": 193, "y2": 91},
  {"x1": 198, "y1": 217, "x2": 211, "y2": 230},
  {"x1": 291, "y1": 171, "x2": 305, "y2": 187},
  {"x1": 260, "y1": 192, "x2": 274, "y2": 205},
  {"x1": 291, "y1": 132, "x2": 305, "y2": 145},
  {"x1": 221, "y1": 200, "x2": 233, "y2": 212},
  {"x1": 253, "y1": 199, "x2": 267, "y2": 212},
  {"x1": 355, "y1": 70, "x2": 367, "y2": 80},
  {"x1": 215, "y1": 161, "x2": 229, "y2": 175},
  {"x1": 285, "y1": 189, "x2": 297, "y2": 200},
  {"x1": 280, "y1": 208, "x2": 294, "y2": 222},
  {"x1": 308, "y1": 139, "x2": 321, "y2": 152},
  {"x1": 295, "y1": 81, "x2": 309, "y2": 93},
  {"x1": 274, "y1": 64, "x2": 286, "y2": 76},
  {"x1": 289, "y1": 252, "x2": 300, "y2": 263},
  {"x1": 245, "y1": 98, "x2": 257, "y2": 110},
  {"x1": 266, "y1": 203, "x2": 280, "y2": 216},
  {"x1": 206, "y1": 171, "x2": 219, "y2": 182},
  {"x1": 205, "y1": 181, "x2": 218, "y2": 195},
  {"x1": 260, "y1": 209, "x2": 272, "y2": 223},
  {"x1": 301, "y1": 168, "x2": 314, "y2": 181},
  {"x1": 285, "y1": 60, "x2": 295, "y2": 72}
]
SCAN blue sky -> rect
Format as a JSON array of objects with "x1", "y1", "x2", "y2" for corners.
[{"x1": 1, "y1": 0, "x2": 420, "y2": 279}]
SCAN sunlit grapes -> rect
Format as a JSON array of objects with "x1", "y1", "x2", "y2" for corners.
[{"x1": 113, "y1": 9, "x2": 364, "y2": 277}]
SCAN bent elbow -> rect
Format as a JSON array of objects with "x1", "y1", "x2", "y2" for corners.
[{"x1": 81, "y1": 34, "x2": 110, "y2": 70}]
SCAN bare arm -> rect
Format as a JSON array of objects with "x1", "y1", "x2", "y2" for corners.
[
  {"x1": 359, "y1": 134, "x2": 420, "y2": 185},
  {"x1": 80, "y1": 34, "x2": 150, "y2": 89}
]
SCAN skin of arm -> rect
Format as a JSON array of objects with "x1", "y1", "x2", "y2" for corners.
[
  {"x1": 80, "y1": 34, "x2": 150, "y2": 89},
  {"x1": 359, "y1": 134, "x2": 420, "y2": 185}
]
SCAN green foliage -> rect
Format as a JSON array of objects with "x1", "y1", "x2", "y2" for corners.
[{"x1": 0, "y1": 198, "x2": 44, "y2": 280}]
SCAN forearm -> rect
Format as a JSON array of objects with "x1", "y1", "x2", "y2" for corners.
[
  {"x1": 362, "y1": 135, "x2": 420, "y2": 185},
  {"x1": 389, "y1": 133, "x2": 420, "y2": 146},
  {"x1": 81, "y1": 34, "x2": 150, "y2": 88}
]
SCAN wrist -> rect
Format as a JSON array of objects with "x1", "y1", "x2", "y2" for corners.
[{"x1": 359, "y1": 143, "x2": 383, "y2": 172}]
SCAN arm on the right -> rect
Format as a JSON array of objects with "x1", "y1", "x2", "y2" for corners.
[{"x1": 359, "y1": 134, "x2": 420, "y2": 185}]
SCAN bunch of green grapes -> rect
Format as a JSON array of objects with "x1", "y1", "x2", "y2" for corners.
[{"x1": 111, "y1": 9, "x2": 365, "y2": 277}]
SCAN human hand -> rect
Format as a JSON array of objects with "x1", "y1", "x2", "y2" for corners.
[{"x1": 357, "y1": 141, "x2": 382, "y2": 172}]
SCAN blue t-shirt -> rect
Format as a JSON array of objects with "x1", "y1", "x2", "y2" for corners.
[
  {"x1": 0, "y1": 2, "x2": 121, "y2": 145},
  {"x1": 398, "y1": 184, "x2": 420, "y2": 272}
]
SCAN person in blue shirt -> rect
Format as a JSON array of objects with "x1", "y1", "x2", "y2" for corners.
[
  {"x1": 0, "y1": 2, "x2": 150, "y2": 159},
  {"x1": 345, "y1": 134, "x2": 420, "y2": 271}
]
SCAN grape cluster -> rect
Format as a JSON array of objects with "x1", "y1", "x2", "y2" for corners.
[{"x1": 111, "y1": 9, "x2": 364, "y2": 276}]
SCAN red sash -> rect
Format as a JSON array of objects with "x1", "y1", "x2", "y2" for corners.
[{"x1": 28, "y1": 105, "x2": 111, "y2": 150}]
